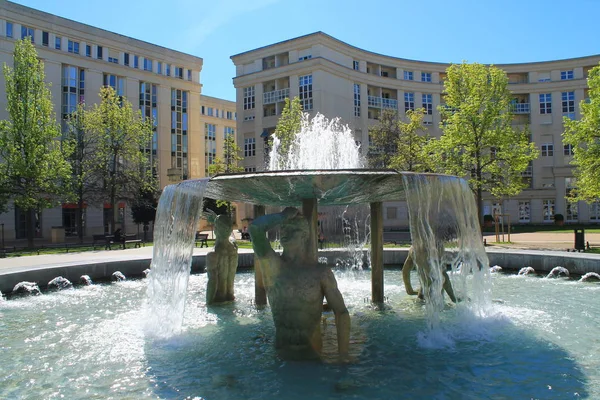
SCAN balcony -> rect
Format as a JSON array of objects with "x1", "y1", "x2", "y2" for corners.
[
  {"x1": 263, "y1": 88, "x2": 290, "y2": 105},
  {"x1": 510, "y1": 103, "x2": 530, "y2": 114},
  {"x1": 368, "y1": 95, "x2": 398, "y2": 109}
]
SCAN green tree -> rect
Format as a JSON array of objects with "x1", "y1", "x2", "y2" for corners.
[
  {"x1": 563, "y1": 63, "x2": 600, "y2": 202},
  {"x1": 368, "y1": 108, "x2": 431, "y2": 172},
  {"x1": 428, "y1": 62, "x2": 538, "y2": 223},
  {"x1": 208, "y1": 132, "x2": 244, "y2": 176},
  {"x1": 271, "y1": 96, "x2": 303, "y2": 168},
  {"x1": 131, "y1": 186, "x2": 159, "y2": 242},
  {"x1": 0, "y1": 38, "x2": 73, "y2": 246},
  {"x1": 86, "y1": 86, "x2": 153, "y2": 233},
  {"x1": 208, "y1": 132, "x2": 244, "y2": 214},
  {"x1": 64, "y1": 102, "x2": 99, "y2": 242}
]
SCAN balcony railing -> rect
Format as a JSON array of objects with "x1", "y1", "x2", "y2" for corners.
[
  {"x1": 510, "y1": 103, "x2": 530, "y2": 114},
  {"x1": 263, "y1": 88, "x2": 289, "y2": 104},
  {"x1": 368, "y1": 95, "x2": 397, "y2": 109}
]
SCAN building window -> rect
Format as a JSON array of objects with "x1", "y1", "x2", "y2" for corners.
[
  {"x1": 421, "y1": 72, "x2": 432, "y2": 82},
  {"x1": 543, "y1": 199, "x2": 555, "y2": 222},
  {"x1": 205, "y1": 123, "x2": 216, "y2": 175},
  {"x1": 21, "y1": 25, "x2": 34, "y2": 42},
  {"x1": 224, "y1": 126, "x2": 235, "y2": 139},
  {"x1": 157, "y1": 62, "x2": 162, "y2": 74},
  {"x1": 541, "y1": 143, "x2": 554, "y2": 157},
  {"x1": 174, "y1": 66, "x2": 183, "y2": 79},
  {"x1": 55, "y1": 36, "x2": 61, "y2": 50},
  {"x1": 67, "y1": 40, "x2": 79, "y2": 54},
  {"x1": 422, "y1": 94, "x2": 433, "y2": 114},
  {"x1": 124, "y1": 53, "x2": 130, "y2": 66},
  {"x1": 166, "y1": 64, "x2": 171, "y2": 76},
  {"x1": 539, "y1": 93, "x2": 552, "y2": 114},
  {"x1": 245, "y1": 167, "x2": 256, "y2": 173},
  {"x1": 187, "y1": 69, "x2": 192, "y2": 81},
  {"x1": 143, "y1": 58, "x2": 152, "y2": 72},
  {"x1": 560, "y1": 70, "x2": 574, "y2": 80},
  {"x1": 42, "y1": 31, "x2": 48, "y2": 46},
  {"x1": 61, "y1": 65, "x2": 85, "y2": 121},
  {"x1": 207, "y1": 107, "x2": 213, "y2": 116},
  {"x1": 404, "y1": 71, "x2": 413, "y2": 81},
  {"x1": 96, "y1": 45, "x2": 103, "y2": 60},
  {"x1": 244, "y1": 115, "x2": 255, "y2": 121},
  {"x1": 243, "y1": 86, "x2": 255, "y2": 110},
  {"x1": 85, "y1": 45, "x2": 91, "y2": 57},
  {"x1": 299, "y1": 55, "x2": 312, "y2": 61},
  {"x1": 518, "y1": 201, "x2": 530, "y2": 223},
  {"x1": 562, "y1": 91, "x2": 575, "y2": 119},
  {"x1": 244, "y1": 137, "x2": 256, "y2": 157},
  {"x1": 564, "y1": 144, "x2": 574, "y2": 156},
  {"x1": 353, "y1": 60, "x2": 359, "y2": 71},
  {"x1": 299, "y1": 74, "x2": 313, "y2": 110},
  {"x1": 404, "y1": 92, "x2": 414, "y2": 112},
  {"x1": 354, "y1": 83, "x2": 361, "y2": 117},
  {"x1": 171, "y1": 89, "x2": 189, "y2": 180},
  {"x1": 134, "y1": 55, "x2": 139, "y2": 69},
  {"x1": 103, "y1": 74, "x2": 125, "y2": 97},
  {"x1": 140, "y1": 82, "x2": 158, "y2": 176},
  {"x1": 565, "y1": 178, "x2": 578, "y2": 221},
  {"x1": 6, "y1": 22, "x2": 13, "y2": 38},
  {"x1": 226, "y1": 111, "x2": 233, "y2": 120},
  {"x1": 590, "y1": 201, "x2": 600, "y2": 221}
]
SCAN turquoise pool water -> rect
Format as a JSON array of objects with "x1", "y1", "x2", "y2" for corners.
[{"x1": 1, "y1": 269, "x2": 598, "y2": 399}]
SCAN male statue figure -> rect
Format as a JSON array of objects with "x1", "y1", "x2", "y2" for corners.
[
  {"x1": 249, "y1": 207, "x2": 350, "y2": 361},
  {"x1": 206, "y1": 214, "x2": 238, "y2": 305}
]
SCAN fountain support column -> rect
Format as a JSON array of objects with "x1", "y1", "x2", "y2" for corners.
[
  {"x1": 253, "y1": 204, "x2": 267, "y2": 307},
  {"x1": 302, "y1": 198, "x2": 319, "y2": 265},
  {"x1": 370, "y1": 201, "x2": 384, "y2": 303}
]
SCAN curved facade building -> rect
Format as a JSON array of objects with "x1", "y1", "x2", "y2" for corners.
[{"x1": 231, "y1": 31, "x2": 600, "y2": 226}]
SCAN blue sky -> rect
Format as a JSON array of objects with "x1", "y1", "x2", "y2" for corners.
[{"x1": 13, "y1": 0, "x2": 600, "y2": 102}]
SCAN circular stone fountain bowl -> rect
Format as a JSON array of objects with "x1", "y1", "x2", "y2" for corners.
[
  {"x1": 204, "y1": 169, "x2": 436, "y2": 206},
  {"x1": 1, "y1": 269, "x2": 598, "y2": 399}
]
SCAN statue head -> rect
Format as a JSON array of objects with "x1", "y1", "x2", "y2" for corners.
[
  {"x1": 214, "y1": 214, "x2": 233, "y2": 240},
  {"x1": 280, "y1": 214, "x2": 309, "y2": 249}
]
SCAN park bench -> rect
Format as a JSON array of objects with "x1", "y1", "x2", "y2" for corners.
[
  {"x1": 121, "y1": 234, "x2": 143, "y2": 249},
  {"x1": 195, "y1": 233, "x2": 209, "y2": 248},
  {"x1": 92, "y1": 234, "x2": 110, "y2": 250}
]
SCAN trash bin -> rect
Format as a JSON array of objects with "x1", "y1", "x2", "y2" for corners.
[
  {"x1": 51, "y1": 226, "x2": 65, "y2": 243},
  {"x1": 574, "y1": 229, "x2": 585, "y2": 251}
]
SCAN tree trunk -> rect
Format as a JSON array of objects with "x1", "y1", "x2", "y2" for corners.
[
  {"x1": 26, "y1": 208, "x2": 34, "y2": 248},
  {"x1": 477, "y1": 187, "x2": 483, "y2": 228},
  {"x1": 77, "y1": 190, "x2": 84, "y2": 243}
]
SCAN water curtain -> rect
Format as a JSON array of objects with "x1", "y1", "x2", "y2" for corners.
[
  {"x1": 402, "y1": 173, "x2": 491, "y2": 328},
  {"x1": 146, "y1": 179, "x2": 208, "y2": 337}
]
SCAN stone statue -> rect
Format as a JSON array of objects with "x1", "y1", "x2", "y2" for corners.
[
  {"x1": 249, "y1": 207, "x2": 350, "y2": 361},
  {"x1": 206, "y1": 214, "x2": 238, "y2": 305},
  {"x1": 402, "y1": 245, "x2": 457, "y2": 303}
]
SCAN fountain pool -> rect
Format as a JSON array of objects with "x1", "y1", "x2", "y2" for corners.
[{"x1": 1, "y1": 269, "x2": 598, "y2": 399}]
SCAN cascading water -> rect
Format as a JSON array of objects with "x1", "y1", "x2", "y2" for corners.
[
  {"x1": 269, "y1": 113, "x2": 365, "y2": 170},
  {"x1": 402, "y1": 173, "x2": 491, "y2": 332},
  {"x1": 145, "y1": 179, "x2": 208, "y2": 337}
]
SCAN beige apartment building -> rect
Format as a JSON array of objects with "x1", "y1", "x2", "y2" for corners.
[
  {"x1": 231, "y1": 32, "x2": 600, "y2": 228},
  {"x1": 0, "y1": 1, "x2": 235, "y2": 241}
]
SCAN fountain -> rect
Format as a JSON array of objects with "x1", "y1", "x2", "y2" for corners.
[{"x1": 1, "y1": 113, "x2": 599, "y2": 398}]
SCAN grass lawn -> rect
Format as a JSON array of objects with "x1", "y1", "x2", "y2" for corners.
[{"x1": 482, "y1": 224, "x2": 600, "y2": 234}]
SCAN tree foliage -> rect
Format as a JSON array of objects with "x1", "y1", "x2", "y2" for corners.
[
  {"x1": 271, "y1": 96, "x2": 303, "y2": 168},
  {"x1": 368, "y1": 108, "x2": 431, "y2": 172},
  {"x1": 563, "y1": 63, "x2": 600, "y2": 203},
  {"x1": 427, "y1": 62, "x2": 538, "y2": 220},
  {"x1": 64, "y1": 102, "x2": 98, "y2": 241},
  {"x1": 85, "y1": 86, "x2": 153, "y2": 232},
  {"x1": 208, "y1": 132, "x2": 244, "y2": 176},
  {"x1": 208, "y1": 132, "x2": 244, "y2": 213},
  {"x1": 0, "y1": 38, "x2": 73, "y2": 245}
]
